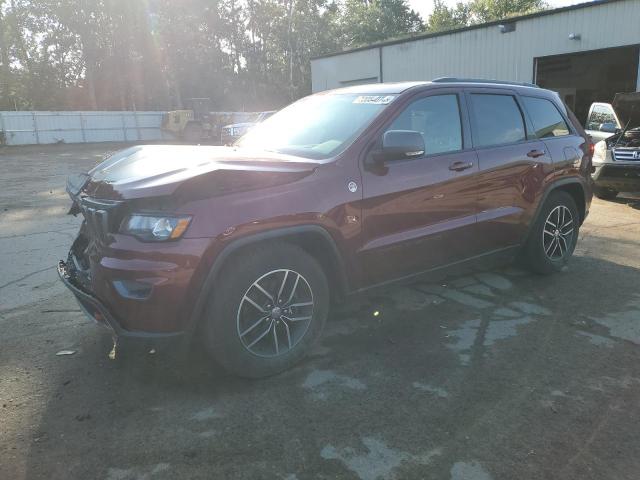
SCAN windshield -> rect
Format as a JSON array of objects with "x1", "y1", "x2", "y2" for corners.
[{"x1": 237, "y1": 93, "x2": 395, "y2": 159}]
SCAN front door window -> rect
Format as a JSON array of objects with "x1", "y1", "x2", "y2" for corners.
[{"x1": 386, "y1": 94, "x2": 463, "y2": 156}]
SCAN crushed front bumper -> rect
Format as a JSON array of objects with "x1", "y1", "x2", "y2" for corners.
[{"x1": 58, "y1": 259, "x2": 184, "y2": 344}]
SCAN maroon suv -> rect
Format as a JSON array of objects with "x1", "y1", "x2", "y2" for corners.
[{"x1": 59, "y1": 79, "x2": 593, "y2": 377}]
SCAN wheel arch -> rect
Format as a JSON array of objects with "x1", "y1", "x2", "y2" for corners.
[
  {"x1": 522, "y1": 178, "x2": 587, "y2": 247},
  {"x1": 553, "y1": 181, "x2": 586, "y2": 225},
  {"x1": 186, "y1": 225, "x2": 349, "y2": 337}
]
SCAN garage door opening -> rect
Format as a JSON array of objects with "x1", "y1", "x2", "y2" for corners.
[{"x1": 534, "y1": 45, "x2": 639, "y2": 125}]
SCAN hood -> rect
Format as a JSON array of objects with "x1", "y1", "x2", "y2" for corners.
[
  {"x1": 613, "y1": 92, "x2": 640, "y2": 127},
  {"x1": 77, "y1": 145, "x2": 318, "y2": 200}
]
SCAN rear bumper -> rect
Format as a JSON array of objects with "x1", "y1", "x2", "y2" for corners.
[
  {"x1": 592, "y1": 164, "x2": 640, "y2": 191},
  {"x1": 58, "y1": 260, "x2": 185, "y2": 343}
]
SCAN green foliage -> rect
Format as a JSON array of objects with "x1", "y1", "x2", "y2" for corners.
[
  {"x1": 469, "y1": 0, "x2": 548, "y2": 23},
  {"x1": 0, "y1": 0, "x2": 351, "y2": 110},
  {"x1": 0, "y1": 0, "x2": 547, "y2": 111},
  {"x1": 340, "y1": 0, "x2": 423, "y2": 47},
  {"x1": 428, "y1": 0, "x2": 470, "y2": 32},
  {"x1": 428, "y1": 0, "x2": 547, "y2": 31}
]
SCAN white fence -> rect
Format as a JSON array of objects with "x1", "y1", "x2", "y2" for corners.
[{"x1": 0, "y1": 111, "x2": 171, "y2": 146}]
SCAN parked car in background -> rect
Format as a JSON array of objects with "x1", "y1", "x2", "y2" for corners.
[
  {"x1": 221, "y1": 111, "x2": 276, "y2": 144},
  {"x1": 588, "y1": 92, "x2": 640, "y2": 199},
  {"x1": 58, "y1": 79, "x2": 592, "y2": 378}
]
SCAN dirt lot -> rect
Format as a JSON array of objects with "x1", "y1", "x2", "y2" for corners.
[{"x1": 1, "y1": 144, "x2": 640, "y2": 480}]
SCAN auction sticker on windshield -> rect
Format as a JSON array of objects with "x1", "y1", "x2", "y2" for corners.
[{"x1": 352, "y1": 95, "x2": 396, "y2": 105}]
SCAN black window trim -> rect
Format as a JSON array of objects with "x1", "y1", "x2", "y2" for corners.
[
  {"x1": 464, "y1": 88, "x2": 537, "y2": 150},
  {"x1": 520, "y1": 94, "x2": 576, "y2": 139}
]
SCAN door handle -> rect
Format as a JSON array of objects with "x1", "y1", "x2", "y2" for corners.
[
  {"x1": 449, "y1": 161, "x2": 474, "y2": 172},
  {"x1": 527, "y1": 149, "x2": 546, "y2": 158}
]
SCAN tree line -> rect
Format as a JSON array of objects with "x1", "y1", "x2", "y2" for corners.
[{"x1": 0, "y1": 0, "x2": 546, "y2": 112}]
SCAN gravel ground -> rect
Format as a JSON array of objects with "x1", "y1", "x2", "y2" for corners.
[{"x1": 1, "y1": 144, "x2": 640, "y2": 480}]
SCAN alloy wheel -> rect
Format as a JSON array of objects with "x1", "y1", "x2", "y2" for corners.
[
  {"x1": 542, "y1": 205, "x2": 574, "y2": 261},
  {"x1": 236, "y1": 269, "x2": 314, "y2": 357}
]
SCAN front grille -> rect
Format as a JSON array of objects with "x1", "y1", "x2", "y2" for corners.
[
  {"x1": 613, "y1": 148, "x2": 640, "y2": 162},
  {"x1": 78, "y1": 197, "x2": 122, "y2": 242},
  {"x1": 66, "y1": 250, "x2": 92, "y2": 292}
]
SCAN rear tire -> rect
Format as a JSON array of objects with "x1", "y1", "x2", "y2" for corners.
[
  {"x1": 594, "y1": 186, "x2": 618, "y2": 200},
  {"x1": 203, "y1": 242, "x2": 329, "y2": 378},
  {"x1": 523, "y1": 191, "x2": 579, "y2": 275}
]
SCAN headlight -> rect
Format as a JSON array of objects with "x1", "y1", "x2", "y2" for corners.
[
  {"x1": 121, "y1": 214, "x2": 191, "y2": 241},
  {"x1": 593, "y1": 140, "x2": 607, "y2": 164}
]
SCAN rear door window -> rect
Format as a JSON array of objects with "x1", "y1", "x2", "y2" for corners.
[
  {"x1": 522, "y1": 96, "x2": 570, "y2": 137},
  {"x1": 387, "y1": 94, "x2": 462, "y2": 155},
  {"x1": 469, "y1": 94, "x2": 526, "y2": 147}
]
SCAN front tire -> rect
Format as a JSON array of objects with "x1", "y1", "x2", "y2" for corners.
[
  {"x1": 523, "y1": 191, "x2": 579, "y2": 275},
  {"x1": 204, "y1": 243, "x2": 329, "y2": 378}
]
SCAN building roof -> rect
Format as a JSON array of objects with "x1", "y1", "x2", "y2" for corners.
[{"x1": 312, "y1": 0, "x2": 621, "y2": 60}]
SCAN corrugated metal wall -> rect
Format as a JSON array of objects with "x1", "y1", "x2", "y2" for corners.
[
  {"x1": 0, "y1": 111, "x2": 170, "y2": 146},
  {"x1": 311, "y1": 0, "x2": 640, "y2": 92},
  {"x1": 311, "y1": 49, "x2": 381, "y2": 92}
]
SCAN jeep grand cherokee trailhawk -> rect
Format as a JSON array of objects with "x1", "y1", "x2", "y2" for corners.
[{"x1": 59, "y1": 79, "x2": 593, "y2": 377}]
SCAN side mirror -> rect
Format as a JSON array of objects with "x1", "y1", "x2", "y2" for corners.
[{"x1": 381, "y1": 130, "x2": 425, "y2": 161}]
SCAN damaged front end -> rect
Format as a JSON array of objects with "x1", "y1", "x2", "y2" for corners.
[
  {"x1": 56, "y1": 144, "x2": 318, "y2": 352},
  {"x1": 592, "y1": 93, "x2": 640, "y2": 193},
  {"x1": 59, "y1": 188, "x2": 123, "y2": 332},
  {"x1": 58, "y1": 174, "x2": 187, "y2": 348}
]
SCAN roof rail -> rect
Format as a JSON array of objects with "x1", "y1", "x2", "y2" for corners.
[{"x1": 432, "y1": 77, "x2": 539, "y2": 88}]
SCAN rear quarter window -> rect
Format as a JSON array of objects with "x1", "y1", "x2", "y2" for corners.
[
  {"x1": 522, "y1": 96, "x2": 570, "y2": 138},
  {"x1": 469, "y1": 94, "x2": 526, "y2": 147}
]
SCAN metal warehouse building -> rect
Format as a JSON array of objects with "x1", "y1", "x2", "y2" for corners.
[{"x1": 311, "y1": 0, "x2": 640, "y2": 122}]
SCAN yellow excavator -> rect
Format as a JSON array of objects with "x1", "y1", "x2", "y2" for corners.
[
  {"x1": 162, "y1": 109, "x2": 198, "y2": 139},
  {"x1": 162, "y1": 98, "x2": 258, "y2": 144}
]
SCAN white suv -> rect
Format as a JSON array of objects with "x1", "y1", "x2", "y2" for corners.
[{"x1": 587, "y1": 93, "x2": 640, "y2": 200}]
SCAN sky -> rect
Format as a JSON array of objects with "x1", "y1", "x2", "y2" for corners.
[{"x1": 407, "y1": 0, "x2": 593, "y2": 20}]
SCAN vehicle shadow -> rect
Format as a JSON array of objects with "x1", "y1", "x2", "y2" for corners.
[
  {"x1": 611, "y1": 192, "x2": 640, "y2": 210},
  {"x1": 21, "y1": 255, "x2": 640, "y2": 479}
]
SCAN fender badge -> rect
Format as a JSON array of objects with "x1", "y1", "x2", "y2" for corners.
[{"x1": 348, "y1": 181, "x2": 358, "y2": 193}]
